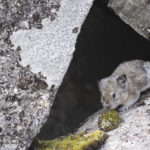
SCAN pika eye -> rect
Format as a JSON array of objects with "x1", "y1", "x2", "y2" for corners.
[{"x1": 112, "y1": 93, "x2": 116, "y2": 98}]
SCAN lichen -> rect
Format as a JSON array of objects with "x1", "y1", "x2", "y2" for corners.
[
  {"x1": 98, "y1": 110, "x2": 120, "y2": 132},
  {"x1": 33, "y1": 130, "x2": 106, "y2": 150}
]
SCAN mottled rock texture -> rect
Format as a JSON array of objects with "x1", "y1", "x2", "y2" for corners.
[
  {"x1": 0, "y1": 0, "x2": 94, "y2": 149},
  {"x1": 108, "y1": 0, "x2": 150, "y2": 39}
]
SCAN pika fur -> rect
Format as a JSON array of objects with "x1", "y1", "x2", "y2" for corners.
[{"x1": 98, "y1": 60, "x2": 150, "y2": 110}]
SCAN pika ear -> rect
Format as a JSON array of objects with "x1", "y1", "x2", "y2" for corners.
[{"x1": 117, "y1": 74, "x2": 127, "y2": 89}]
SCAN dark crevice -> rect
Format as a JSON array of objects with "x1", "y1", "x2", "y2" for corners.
[{"x1": 36, "y1": 0, "x2": 150, "y2": 141}]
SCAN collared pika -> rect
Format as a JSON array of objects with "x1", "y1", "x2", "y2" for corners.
[{"x1": 98, "y1": 60, "x2": 150, "y2": 110}]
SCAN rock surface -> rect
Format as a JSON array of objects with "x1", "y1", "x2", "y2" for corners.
[
  {"x1": 0, "y1": 0, "x2": 94, "y2": 149},
  {"x1": 108, "y1": 0, "x2": 150, "y2": 39},
  {"x1": 77, "y1": 92, "x2": 150, "y2": 150}
]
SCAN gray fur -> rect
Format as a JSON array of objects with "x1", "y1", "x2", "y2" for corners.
[{"x1": 98, "y1": 60, "x2": 150, "y2": 110}]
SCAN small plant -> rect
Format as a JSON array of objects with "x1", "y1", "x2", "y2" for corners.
[
  {"x1": 33, "y1": 130, "x2": 107, "y2": 150},
  {"x1": 98, "y1": 110, "x2": 120, "y2": 132}
]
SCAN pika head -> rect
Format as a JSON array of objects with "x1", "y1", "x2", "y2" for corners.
[{"x1": 98, "y1": 74, "x2": 129, "y2": 109}]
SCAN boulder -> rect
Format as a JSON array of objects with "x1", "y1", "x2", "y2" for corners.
[
  {"x1": 0, "y1": 0, "x2": 94, "y2": 149},
  {"x1": 108, "y1": 0, "x2": 150, "y2": 40}
]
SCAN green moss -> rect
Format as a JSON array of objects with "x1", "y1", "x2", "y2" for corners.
[
  {"x1": 98, "y1": 110, "x2": 120, "y2": 132},
  {"x1": 34, "y1": 130, "x2": 107, "y2": 150}
]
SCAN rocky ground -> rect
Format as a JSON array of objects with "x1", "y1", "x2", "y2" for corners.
[{"x1": 1, "y1": 0, "x2": 150, "y2": 149}]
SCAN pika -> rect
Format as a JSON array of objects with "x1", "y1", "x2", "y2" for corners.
[{"x1": 98, "y1": 60, "x2": 150, "y2": 110}]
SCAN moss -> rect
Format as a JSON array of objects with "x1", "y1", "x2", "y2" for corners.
[
  {"x1": 34, "y1": 130, "x2": 107, "y2": 150},
  {"x1": 98, "y1": 110, "x2": 120, "y2": 132}
]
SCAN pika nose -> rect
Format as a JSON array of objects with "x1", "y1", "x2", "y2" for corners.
[
  {"x1": 103, "y1": 103, "x2": 110, "y2": 110},
  {"x1": 106, "y1": 105, "x2": 110, "y2": 109}
]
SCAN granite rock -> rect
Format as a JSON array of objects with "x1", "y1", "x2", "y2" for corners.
[
  {"x1": 108, "y1": 0, "x2": 150, "y2": 39},
  {"x1": 0, "y1": 0, "x2": 94, "y2": 149}
]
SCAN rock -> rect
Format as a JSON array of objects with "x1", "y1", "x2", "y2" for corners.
[
  {"x1": 0, "y1": 0, "x2": 94, "y2": 149},
  {"x1": 76, "y1": 109, "x2": 101, "y2": 133},
  {"x1": 108, "y1": 0, "x2": 150, "y2": 39},
  {"x1": 77, "y1": 92, "x2": 150, "y2": 150}
]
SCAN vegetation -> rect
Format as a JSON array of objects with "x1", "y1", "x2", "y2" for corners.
[
  {"x1": 98, "y1": 110, "x2": 120, "y2": 132},
  {"x1": 33, "y1": 130, "x2": 107, "y2": 150}
]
